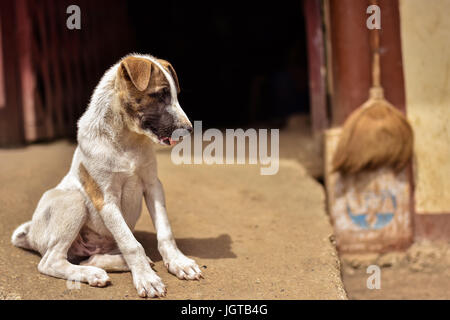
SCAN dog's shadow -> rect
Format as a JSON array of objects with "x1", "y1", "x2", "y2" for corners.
[{"x1": 134, "y1": 232, "x2": 237, "y2": 262}]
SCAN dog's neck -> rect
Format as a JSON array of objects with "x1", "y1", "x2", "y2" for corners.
[
  {"x1": 77, "y1": 64, "x2": 149, "y2": 148},
  {"x1": 77, "y1": 64, "x2": 119, "y2": 138}
]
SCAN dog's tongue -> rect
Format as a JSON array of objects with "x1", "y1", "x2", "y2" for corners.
[
  {"x1": 161, "y1": 137, "x2": 178, "y2": 146},
  {"x1": 168, "y1": 137, "x2": 177, "y2": 146}
]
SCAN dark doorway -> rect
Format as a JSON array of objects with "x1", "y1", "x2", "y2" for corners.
[{"x1": 127, "y1": 1, "x2": 310, "y2": 129}]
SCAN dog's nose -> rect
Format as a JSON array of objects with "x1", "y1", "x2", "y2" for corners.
[{"x1": 183, "y1": 125, "x2": 193, "y2": 134}]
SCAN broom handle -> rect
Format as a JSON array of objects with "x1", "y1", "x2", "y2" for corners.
[
  {"x1": 372, "y1": 26, "x2": 381, "y2": 88},
  {"x1": 371, "y1": 0, "x2": 381, "y2": 88}
]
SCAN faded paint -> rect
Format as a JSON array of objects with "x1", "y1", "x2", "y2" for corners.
[
  {"x1": 399, "y1": 0, "x2": 450, "y2": 213},
  {"x1": 325, "y1": 128, "x2": 413, "y2": 253}
]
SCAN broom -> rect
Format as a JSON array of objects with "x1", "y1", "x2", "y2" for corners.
[{"x1": 332, "y1": 8, "x2": 413, "y2": 174}]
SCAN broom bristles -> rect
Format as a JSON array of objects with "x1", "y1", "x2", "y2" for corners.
[{"x1": 332, "y1": 97, "x2": 413, "y2": 174}]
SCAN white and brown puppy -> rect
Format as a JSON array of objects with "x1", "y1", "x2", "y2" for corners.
[{"x1": 11, "y1": 53, "x2": 202, "y2": 298}]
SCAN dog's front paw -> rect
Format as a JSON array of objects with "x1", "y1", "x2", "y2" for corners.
[
  {"x1": 85, "y1": 266, "x2": 110, "y2": 287},
  {"x1": 132, "y1": 270, "x2": 166, "y2": 298},
  {"x1": 165, "y1": 253, "x2": 203, "y2": 280}
]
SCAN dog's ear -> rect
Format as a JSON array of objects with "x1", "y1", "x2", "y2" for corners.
[
  {"x1": 157, "y1": 59, "x2": 180, "y2": 93},
  {"x1": 121, "y1": 56, "x2": 152, "y2": 91}
]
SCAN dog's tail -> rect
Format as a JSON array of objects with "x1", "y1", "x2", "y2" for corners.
[{"x1": 11, "y1": 221, "x2": 32, "y2": 250}]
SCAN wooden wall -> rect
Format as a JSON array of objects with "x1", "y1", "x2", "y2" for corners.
[
  {"x1": 0, "y1": 0, "x2": 133, "y2": 147},
  {"x1": 0, "y1": 1, "x2": 25, "y2": 146}
]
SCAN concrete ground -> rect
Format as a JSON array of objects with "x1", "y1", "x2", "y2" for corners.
[
  {"x1": 0, "y1": 125, "x2": 346, "y2": 299},
  {"x1": 341, "y1": 241, "x2": 450, "y2": 299}
]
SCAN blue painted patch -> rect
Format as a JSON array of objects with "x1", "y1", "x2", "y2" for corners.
[{"x1": 347, "y1": 190, "x2": 396, "y2": 230}]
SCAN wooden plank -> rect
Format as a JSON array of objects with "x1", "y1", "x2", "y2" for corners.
[
  {"x1": 46, "y1": 0, "x2": 65, "y2": 136},
  {"x1": 304, "y1": 0, "x2": 328, "y2": 133},
  {"x1": 27, "y1": 0, "x2": 48, "y2": 141},
  {"x1": 323, "y1": 0, "x2": 334, "y2": 99},
  {"x1": 0, "y1": 18, "x2": 5, "y2": 109},
  {"x1": 2, "y1": 0, "x2": 139, "y2": 144},
  {"x1": 0, "y1": 0, "x2": 25, "y2": 146},
  {"x1": 16, "y1": 0, "x2": 38, "y2": 141},
  {"x1": 35, "y1": 0, "x2": 55, "y2": 138}
]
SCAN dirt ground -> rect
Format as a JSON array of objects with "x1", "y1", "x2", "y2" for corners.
[
  {"x1": 0, "y1": 122, "x2": 346, "y2": 300},
  {"x1": 341, "y1": 241, "x2": 450, "y2": 299}
]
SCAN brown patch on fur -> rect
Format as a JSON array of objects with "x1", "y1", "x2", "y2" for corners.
[
  {"x1": 121, "y1": 57, "x2": 153, "y2": 91},
  {"x1": 332, "y1": 93, "x2": 413, "y2": 174},
  {"x1": 157, "y1": 59, "x2": 181, "y2": 93},
  {"x1": 79, "y1": 163, "x2": 104, "y2": 212}
]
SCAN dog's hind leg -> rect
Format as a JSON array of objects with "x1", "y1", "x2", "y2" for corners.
[
  {"x1": 11, "y1": 221, "x2": 32, "y2": 250},
  {"x1": 34, "y1": 189, "x2": 110, "y2": 287},
  {"x1": 80, "y1": 249, "x2": 154, "y2": 272}
]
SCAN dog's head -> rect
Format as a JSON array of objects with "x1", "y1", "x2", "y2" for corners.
[{"x1": 116, "y1": 55, "x2": 192, "y2": 145}]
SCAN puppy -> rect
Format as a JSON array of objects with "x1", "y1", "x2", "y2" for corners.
[{"x1": 11, "y1": 53, "x2": 202, "y2": 298}]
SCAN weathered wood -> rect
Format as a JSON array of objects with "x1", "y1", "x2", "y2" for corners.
[
  {"x1": 0, "y1": 0, "x2": 25, "y2": 146},
  {"x1": 16, "y1": 0, "x2": 38, "y2": 141},
  {"x1": 304, "y1": 0, "x2": 328, "y2": 133},
  {"x1": 1, "y1": 0, "x2": 136, "y2": 145},
  {"x1": 0, "y1": 18, "x2": 5, "y2": 110}
]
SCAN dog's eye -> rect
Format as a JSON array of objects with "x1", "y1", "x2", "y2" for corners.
[
  {"x1": 149, "y1": 88, "x2": 169, "y2": 98},
  {"x1": 149, "y1": 88, "x2": 169, "y2": 101}
]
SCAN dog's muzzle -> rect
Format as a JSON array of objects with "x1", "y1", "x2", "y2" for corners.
[{"x1": 159, "y1": 124, "x2": 192, "y2": 146}]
